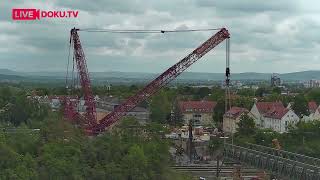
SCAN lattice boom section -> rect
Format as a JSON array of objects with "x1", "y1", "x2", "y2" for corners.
[{"x1": 71, "y1": 29, "x2": 97, "y2": 128}]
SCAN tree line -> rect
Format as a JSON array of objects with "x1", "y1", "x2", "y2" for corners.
[{"x1": 0, "y1": 85, "x2": 191, "y2": 180}]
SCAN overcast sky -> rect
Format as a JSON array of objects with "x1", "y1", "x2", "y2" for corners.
[{"x1": 1, "y1": 0, "x2": 320, "y2": 73}]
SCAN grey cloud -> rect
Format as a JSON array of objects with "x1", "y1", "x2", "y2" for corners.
[
  {"x1": 56, "y1": 0, "x2": 147, "y2": 14},
  {"x1": 196, "y1": 0, "x2": 298, "y2": 13},
  {"x1": 0, "y1": 0, "x2": 319, "y2": 73}
]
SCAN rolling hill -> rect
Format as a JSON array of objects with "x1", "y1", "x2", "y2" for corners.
[{"x1": 0, "y1": 69, "x2": 319, "y2": 82}]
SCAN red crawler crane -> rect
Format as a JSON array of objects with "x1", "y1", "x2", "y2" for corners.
[
  {"x1": 68, "y1": 27, "x2": 230, "y2": 135},
  {"x1": 65, "y1": 28, "x2": 97, "y2": 129}
]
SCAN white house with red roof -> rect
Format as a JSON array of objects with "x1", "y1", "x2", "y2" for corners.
[
  {"x1": 250, "y1": 102, "x2": 285, "y2": 127},
  {"x1": 308, "y1": 101, "x2": 318, "y2": 115},
  {"x1": 303, "y1": 101, "x2": 320, "y2": 121},
  {"x1": 178, "y1": 100, "x2": 216, "y2": 126},
  {"x1": 262, "y1": 108, "x2": 299, "y2": 133},
  {"x1": 250, "y1": 101, "x2": 299, "y2": 133},
  {"x1": 223, "y1": 107, "x2": 251, "y2": 134}
]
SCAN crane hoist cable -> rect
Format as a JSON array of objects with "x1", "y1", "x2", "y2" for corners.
[
  {"x1": 65, "y1": 38, "x2": 72, "y2": 88},
  {"x1": 78, "y1": 28, "x2": 223, "y2": 33},
  {"x1": 224, "y1": 38, "x2": 234, "y2": 144},
  {"x1": 225, "y1": 38, "x2": 231, "y2": 113}
]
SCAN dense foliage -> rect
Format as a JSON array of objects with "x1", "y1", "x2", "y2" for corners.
[
  {"x1": 234, "y1": 118, "x2": 320, "y2": 158},
  {"x1": 236, "y1": 113, "x2": 256, "y2": 136},
  {"x1": 0, "y1": 86, "x2": 190, "y2": 180},
  {"x1": 2, "y1": 82, "x2": 320, "y2": 179}
]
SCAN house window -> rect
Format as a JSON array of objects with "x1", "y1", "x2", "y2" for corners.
[
  {"x1": 193, "y1": 114, "x2": 201, "y2": 118},
  {"x1": 194, "y1": 119, "x2": 200, "y2": 125}
]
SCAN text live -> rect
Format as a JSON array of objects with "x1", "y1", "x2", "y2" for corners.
[{"x1": 12, "y1": 8, "x2": 79, "y2": 20}]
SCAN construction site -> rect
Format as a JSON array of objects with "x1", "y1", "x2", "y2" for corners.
[
  {"x1": 53, "y1": 27, "x2": 320, "y2": 179},
  {"x1": 2, "y1": 1, "x2": 320, "y2": 179}
]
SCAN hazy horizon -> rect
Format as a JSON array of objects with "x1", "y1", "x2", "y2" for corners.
[{"x1": 2, "y1": 68, "x2": 320, "y2": 75}]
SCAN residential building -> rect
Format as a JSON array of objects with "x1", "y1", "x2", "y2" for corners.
[
  {"x1": 223, "y1": 107, "x2": 250, "y2": 134},
  {"x1": 250, "y1": 101, "x2": 299, "y2": 133},
  {"x1": 250, "y1": 101, "x2": 285, "y2": 127},
  {"x1": 125, "y1": 106, "x2": 150, "y2": 125},
  {"x1": 178, "y1": 100, "x2": 216, "y2": 126},
  {"x1": 304, "y1": 101, "x2": 320, "y2": 121},
  {"x1": 96, "y1": 96, "x2": 120, "y2": 111},
  {"x1": 308, "y1": 101, "x2": 317, "y2": 118},
  {"x1": 96, "y1": 106, "x2": 149, "y2": 125},
  {"x1": 263, "y1": 108, "x2": 299, "y2": 133},
  {"x1": 96, "y1": 96, "x2": 150, "y2": 124}
]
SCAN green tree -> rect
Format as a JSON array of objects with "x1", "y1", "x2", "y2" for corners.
[
  {"x1": 170, "y1": 100, "x2": 183, "y2": 126},
  {"x1": 208, "y1": 137, "x2": 223, "y2": 154},
  {"x1": 272, "y1": 87, "x2": 281, "y2": 94},
  {"x1": 233, "y1": 96, "x2": 254, "y2": 110},
  {"x1": 197, "y1": 87, "x2": 211, "y2": 99},
  {"x1": 5, "y1": 124, "x2": 40, "y2": 156},
  {"x1": 236, "y1": 113, "x2": 256, "y2": 136},
  {"x1": 254, "y1": 129, "x2": 280, "y2": 146},
  {"x1": 150, "y1": 91, "x2": 171, "y2": 124},
  {"x1": 0, "y1": 144, "x2": 38, "y2": 180},
  {"x1": 292, "y1": 94, "x2": 309, "y2": 117},
  {"x1": 38, "y1": 143, "x2": 83, "y2": 180},
  {"x1": 306, "y1": 88, "x2": 320, "y2": 104},
  {"x1": 237, "y1": 88, "x2": 255, "y2": 97},
  {"x1": 213, "y1": 98, "x2": 225, "y2": 127},
  {"x1": 122, "y1": 145, "x2": 148, "y2": 180},
  {"x1": 208, "y1": 87, "x2": 224, "y2": 101}
]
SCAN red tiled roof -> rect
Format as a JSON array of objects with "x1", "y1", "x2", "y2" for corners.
[
  {"x1": 308, "y1": 101, "x2": 317, "y2": 113},
  {"x1": 263, "y1": 108, "x2": 289, "y2": 119},
  {"x1": 179, "y1": 101, "x2": 216, "y2": 113},
  {"x1": 224, "y1": 107, "x2": 248, "y2": 119},
  {"x1": 256, "y1": 102, "x2": 284, "y2": 114}
]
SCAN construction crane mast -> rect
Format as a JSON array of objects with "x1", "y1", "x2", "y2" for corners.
[
  {"x1": 68, "y1": 28, "x2": 97, "y2": 128},
  {"x1": 90, "y1": 28, "x2": 230, "y2": 134}
]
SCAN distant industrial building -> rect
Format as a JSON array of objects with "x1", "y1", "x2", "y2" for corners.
[
  {"x1": 271, "y1": 73, "x2": 281, "y2": 87},
  {"x1": 304, "y1": 79, "x2": 320, "y2": 88}
]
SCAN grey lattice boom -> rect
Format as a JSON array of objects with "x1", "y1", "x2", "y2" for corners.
[{"x1": 224, "y1": 143, "x2": 320, "y2": 180}]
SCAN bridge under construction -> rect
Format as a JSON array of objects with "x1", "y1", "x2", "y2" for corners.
[{"x1": 224, "y1": 143, "x2": 320, "y2": 180}]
